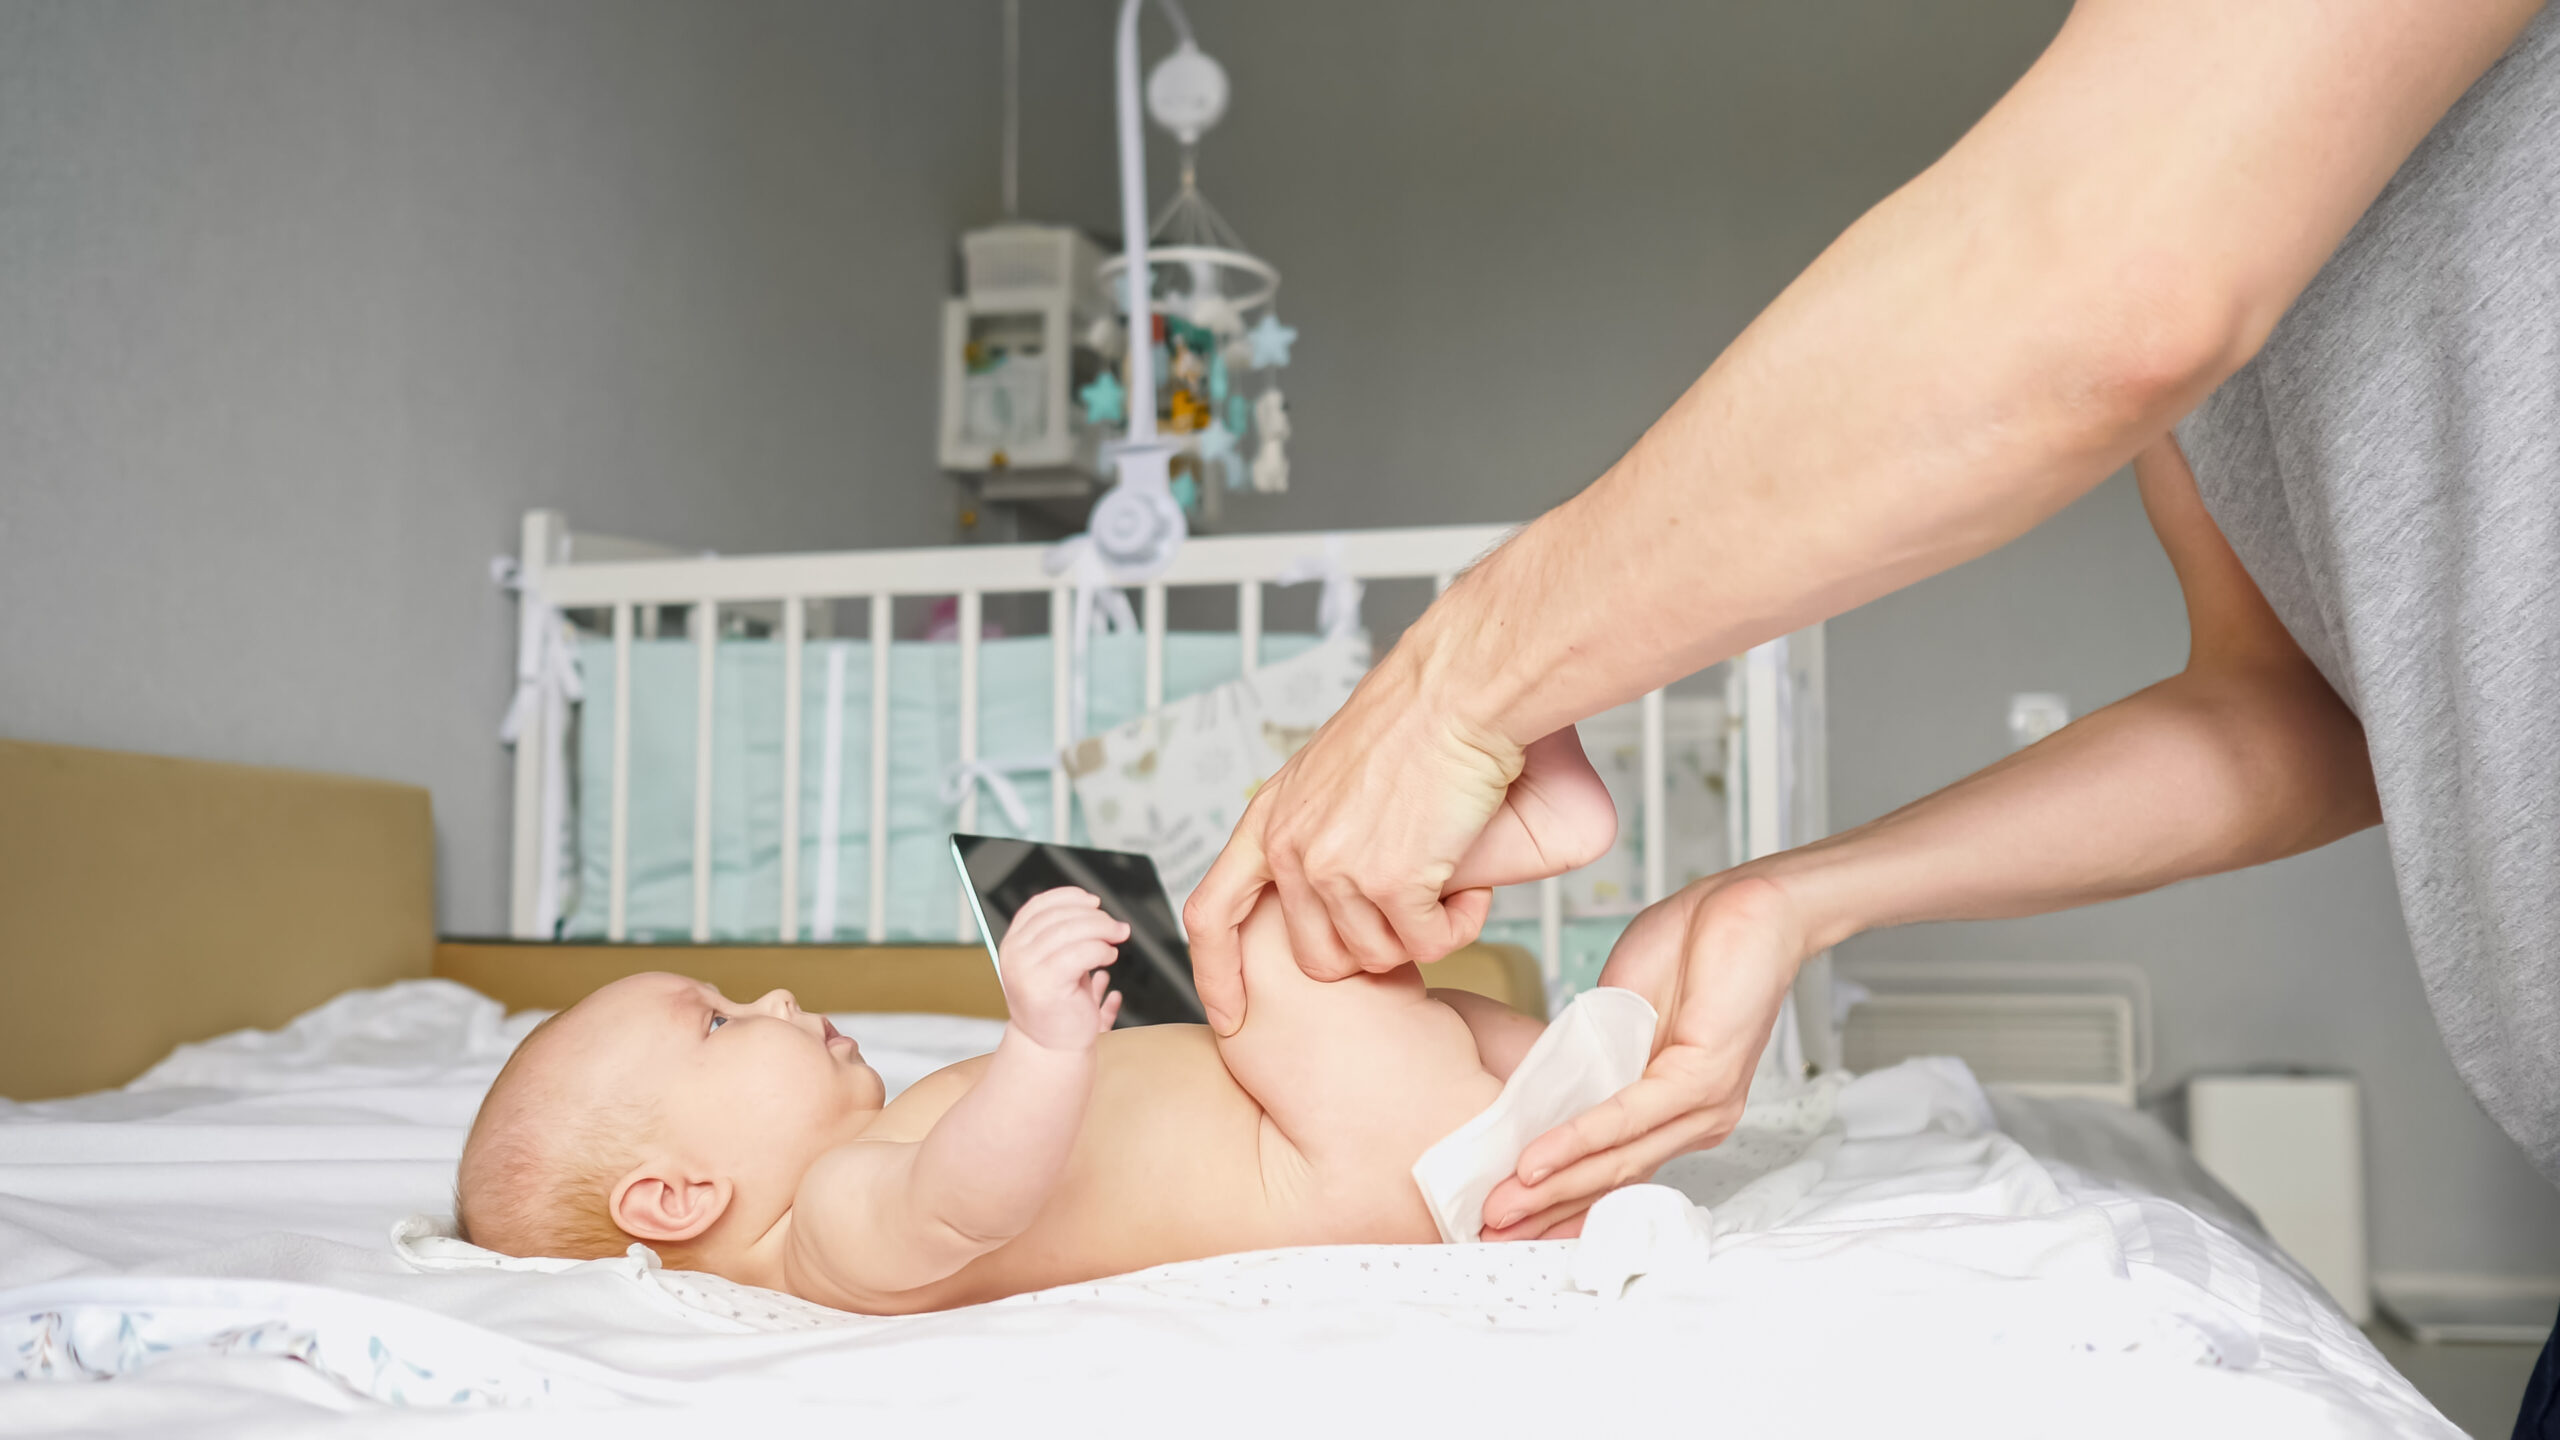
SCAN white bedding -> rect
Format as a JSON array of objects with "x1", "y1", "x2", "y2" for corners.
[{"x1": 0, "y1": 981, "x2": 2456, "y2": 1437}]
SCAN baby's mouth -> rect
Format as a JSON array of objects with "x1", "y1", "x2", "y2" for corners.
[{"x1": 821, "y1": 1017, "x2": 855, "y2": 1055}]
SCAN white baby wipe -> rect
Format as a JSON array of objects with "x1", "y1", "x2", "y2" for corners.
[{"x1": 1410, "y1": 986, "x2": 1659, "y2": 1244}]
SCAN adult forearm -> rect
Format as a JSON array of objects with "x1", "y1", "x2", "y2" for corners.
[
  {"x1": 1403, "y1": 0, "x2": 2534, "y2": 750},
  {"x1": 1754, "y1": 669, "x2": 2380, "y2": 953}
]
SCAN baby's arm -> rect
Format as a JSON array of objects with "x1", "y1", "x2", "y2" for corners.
[
  {"x1": 787, "y1": 889, "x2": 1124, "y2": 1302},
  {"x1": 1445, "y1": 727, "x2": 1618, "y2": 893}
]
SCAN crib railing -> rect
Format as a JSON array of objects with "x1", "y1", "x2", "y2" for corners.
[{"x1": 506, "y1": 509, "x2": 1823, "y2": 1017}]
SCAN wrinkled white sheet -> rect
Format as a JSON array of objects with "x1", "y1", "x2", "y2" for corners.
[{"x1": 0, "y1": 981, "x2": 2456, "y2": 1438}]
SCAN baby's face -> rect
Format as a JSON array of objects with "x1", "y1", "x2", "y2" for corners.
[{"x1": 539, "y1": 973, "x2": 886, "y2": 1195}]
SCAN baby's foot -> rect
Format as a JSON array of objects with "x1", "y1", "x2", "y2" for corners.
[{"x1": 1447, "y1": 728, "x2": 1618, "y2": 891}]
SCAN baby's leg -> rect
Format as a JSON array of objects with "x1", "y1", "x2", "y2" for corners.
[
  {"x1": 1445, "y1": 728, "x2": 1618, "y2": 892},
  {"x1": 1217, "y1": 892, "x2": 1504, "y2": 1230},
  {"x1": 1428, "y1": 987, "x2": 1545, "y2": 1080}
]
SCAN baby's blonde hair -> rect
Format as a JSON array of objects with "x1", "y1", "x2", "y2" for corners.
[{"x1": 455, "y1": 1013, "x2": 667, "y2": 1263}]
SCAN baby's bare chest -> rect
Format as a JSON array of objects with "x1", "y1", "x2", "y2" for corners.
[{"x1": 876, "y1": 1027, "x2": 1333, "y2": 1305}]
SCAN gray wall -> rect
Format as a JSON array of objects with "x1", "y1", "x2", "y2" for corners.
[
  {"x1": 0, "y1": 0, "x2": 1113, "y2": 931},
  {"x1": 1167, "y1": 0, "x2": 2560, "y2": 1274}
]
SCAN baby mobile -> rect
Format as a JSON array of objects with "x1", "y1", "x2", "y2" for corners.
[{"x1": 1077, "y1": 5, "x2": 1295, "y2": 519}]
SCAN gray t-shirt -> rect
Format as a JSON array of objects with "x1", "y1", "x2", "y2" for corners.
[{"x1": 2178, "y1": 10, "x2": 2560, "y2": 1183}]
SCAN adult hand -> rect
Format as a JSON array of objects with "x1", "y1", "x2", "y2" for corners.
[
  {"x1": 1183, "y1": 650, "x2": 1525, "y2": 1036},
  {"x1": 1479, "y1": 870, "x2": 1812, "y2": 1241}
]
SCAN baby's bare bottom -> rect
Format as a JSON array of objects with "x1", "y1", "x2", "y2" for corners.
[{"x1": 1211, "y1": 893, "x2": 1516, "y2": 1241}]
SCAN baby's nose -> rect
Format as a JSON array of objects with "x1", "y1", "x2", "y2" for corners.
[{"x1": 752, "y1": 988, "x2": 799, "y2": 1018}]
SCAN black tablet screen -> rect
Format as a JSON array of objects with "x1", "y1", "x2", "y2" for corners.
[{"x1": 948, "y1": 834, "x2": 1206, "y2": 1027}]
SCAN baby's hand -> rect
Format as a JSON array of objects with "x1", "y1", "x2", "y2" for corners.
[{"x1": 998, "y1": 888, "x2": 1127, "y2": 1050}]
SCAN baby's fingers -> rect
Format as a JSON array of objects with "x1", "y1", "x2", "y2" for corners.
[{"x1": 1096, "y1": 987, "x2": 1123, "y2": 1032}]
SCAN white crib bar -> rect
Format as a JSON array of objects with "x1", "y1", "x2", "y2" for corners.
[
  {"x1": 608, "y1": 602, "x2": 634, "y2": 941},
  {"x1": 1237, "y1": 581, "x2": 1261, "y2": 676},
  {"x1": 1142, "y1": 582, "x2": 1166, "y2": 711},
  {"x1": 1744, "y1": 641, "x2": 1785, "y2": 860},
  {"x1": 867, "y1": 593, "x2": 891, "y2": 944},
  {"x1": 1641, "y1": 687, "x2": 1667, "y2": 902},
  {"x1": 956, "y1": 589, "x2": 982, "y2": 939},
  {"x1": 690, "y1": 601, "x2": 718, "y2": 943},
  {"x1": 1049, "y1": 587, "x2": 1071, "y2": 842},
  {"x1": 778, "y1": 598, "x2": 805, "y2": 941},
  {"x1": 1538, "y1": 876, "x2": 1562, "y2": 994}
]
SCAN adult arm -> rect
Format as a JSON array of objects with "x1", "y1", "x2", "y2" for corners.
[
  {"x1": 1478, "y1": 437, "x2": 2382, "y2": 1238},
  {"x1": 1185, "y1": 0, "x2": 2537, "y2": 1034}
]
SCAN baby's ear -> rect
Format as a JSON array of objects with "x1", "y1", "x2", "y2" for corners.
[{"x1": 610, "y1": 1164, "x2": 733, "y2": 1244}]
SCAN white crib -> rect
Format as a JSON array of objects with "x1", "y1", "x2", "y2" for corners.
[{"x1": 502, "y1": 509, "x2": 1834, "y2": 1060}]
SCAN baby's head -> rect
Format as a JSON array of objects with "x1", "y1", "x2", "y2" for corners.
[{"x1": 456, "y1": 974, "x2": 884, "y2": 1269}]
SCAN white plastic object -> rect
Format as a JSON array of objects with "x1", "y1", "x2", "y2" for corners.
[
  {"x1": 1089, "y1": 443, "x2": 1188, "y2": 577},
  {"x1": 1146, "y1": 41, "x2": 1228, "y2": 144},
  {"x1": 2189, "y1": 1073, "x2": 2370, "y2": 1323},
  {"x1": 2007, "y1": 691, "x2": 2070, "y2": 749}
]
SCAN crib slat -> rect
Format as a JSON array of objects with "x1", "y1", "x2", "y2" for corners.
[
  {"x1": 868, "y1": 593, "x2": 891, "y2": 944},
  {"x1": 608, "y1": 602, "x2": 634, "y2": 942},
  {"x1": 956, "y1": 589, "x2": 982, "y2": 941},
  {"x1": 1744, "y1": 641, "x2": 1785, "y2": 861},
  {"x1": 1050, "y1": 586, "x2": 1071, "y2": 842},
  {"x1": 1642, "y1": 687, "x2": 1667, "y2": 903},
  {"x1": 1237, "y1": 581, "x2": 1261, "y2": 676},
  {"x1": 1143, "y1": 582, "x2": 1166, "y2": 710},
  {"x1": 691, "y1": 600, "x2": 717, "y2": 943},
  {"x1": 778, "y1": 597, "x2": 805, "y2": 942},
  {"x1": 1538, "y1": 875, "x2": 1563, "y2": 998},
  {"x1": 813, "y1": 644, "x2": 848, "y2": 940}
]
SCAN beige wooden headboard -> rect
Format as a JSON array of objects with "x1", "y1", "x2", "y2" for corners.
[
  {"x1": 0, "y1": 739, "x2": 438, "y2": 1099},
  {"x1": 1, "y1": 740, "x2": 1545, "y2": 1100}
]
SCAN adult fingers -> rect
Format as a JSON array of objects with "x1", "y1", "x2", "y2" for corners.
[
  {"x1": 1480, "y1": 1111, "x2": 1727, "y2": 1235},
  {"x1": 1182, "y1": 829, "x2": 1272, "y2": 1036},
  {"x1": 1312, "y1": 868, "x2": 1414, "y2": 974},
  {"x1": 1269, "y1": 855, "x2": 1364, "y2": 983},
  {"x1": 1512, "y1": 1047, "x2": 1725, "y2": 1186},
  {"x1": 1374, "y1": 883, "x2": 1489, "y2": 969},
  {"x1": 1481, "y1": 1193, "x2": 1596, "y2": 1243}
]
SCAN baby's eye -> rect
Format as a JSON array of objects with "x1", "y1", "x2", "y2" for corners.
[{"x1": 706, "y1": 1013, "x2": 729, "y2": 1035}]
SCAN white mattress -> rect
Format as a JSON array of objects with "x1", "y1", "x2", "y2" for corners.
[{"x1": 0, "y1": 981, "x2": 2457, "y2": 1438}]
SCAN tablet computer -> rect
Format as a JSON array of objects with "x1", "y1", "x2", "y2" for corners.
[{"x1": 948, "y1": 834, "x2": 1207, "y2": 1027}]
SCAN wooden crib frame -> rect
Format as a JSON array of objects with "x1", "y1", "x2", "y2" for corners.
[{"x1": 505, "y1": 509, "x2": 1832, "y2": 1057}]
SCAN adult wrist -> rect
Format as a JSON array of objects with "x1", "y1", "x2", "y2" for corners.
[{"x1": 1735, "y1": 846, "x2": 1870, "y2": 957}]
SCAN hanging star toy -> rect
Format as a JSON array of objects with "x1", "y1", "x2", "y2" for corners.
[
  {"x1": 1245, "y1": 313, "x2": 1298, "y2": 369},
  {"x1": 1077, "y1": 370, "x2": 1126, "y2": 427},
  {"x1": 1195, "y1": 419, "x2": 1237, "y2": 463}
]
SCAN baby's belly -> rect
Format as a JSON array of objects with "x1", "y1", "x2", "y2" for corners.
[{"x1": 916, "y1": 1025, "x2": 1426, "y2": 1308}]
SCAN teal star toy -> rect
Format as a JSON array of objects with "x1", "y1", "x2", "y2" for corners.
[
  {"x1": 1077, "y1": 370, "x2": 1126, "y2": 426},
  {"x1": 1245, "y1": 313, "x2": 1298, "y2": 369}
]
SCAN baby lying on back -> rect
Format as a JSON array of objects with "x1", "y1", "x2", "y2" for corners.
[{"x1": 457, "y1": 734, "x2": 1639, "y2": 1315}]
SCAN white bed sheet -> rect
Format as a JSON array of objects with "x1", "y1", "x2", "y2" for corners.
[{"x1": 0, "y1": 981, "x2": 2457, "y2": 1438}]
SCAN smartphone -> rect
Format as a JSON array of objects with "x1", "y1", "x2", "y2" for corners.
[{"x1": 948, "y1": 834, "x2": 1207, "y2": 1027}]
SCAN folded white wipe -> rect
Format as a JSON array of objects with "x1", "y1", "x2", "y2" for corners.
[{"x1": 1410, "y1": 986, "x2": 1659, "y2": 1243}]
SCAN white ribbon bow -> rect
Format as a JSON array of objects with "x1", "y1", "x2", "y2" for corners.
[
  {"x1": 492, "y1": 556, "x2": 585, "y2": 938},
  {"x1": 939, "y1": 757, "x2": 1046, "y2": 835},
  {"x1": 1044, "y1": 535, "x2": 1143, "y2": 739},
  {"x1": 1276, "y1": 535, "x2": 1364, "y2": 640}
]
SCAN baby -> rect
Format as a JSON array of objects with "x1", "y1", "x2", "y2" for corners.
[{"x1": 457, "y1": 732, "x2": 1632, "y2": 1315}]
